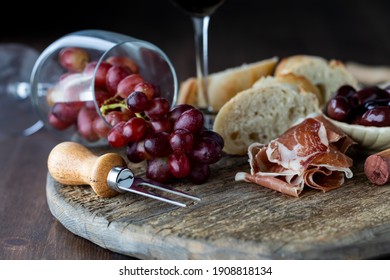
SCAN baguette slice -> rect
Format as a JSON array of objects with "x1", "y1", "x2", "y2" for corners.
[
  {"x1": 177, "y1": 57, "x2": 278, "y2": 111},
  {"x1": 213, "y1": 74, "x2": 320, "y2": 155},
  {"x1": 275, "y1": 55, "x2": 359, "y2": 104},
  {"x1": 346, "y1": 61, "x2": 390, "y2": 85}
]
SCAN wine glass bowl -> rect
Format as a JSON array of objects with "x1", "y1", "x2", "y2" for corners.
[{"x1": 29, "y1": 29, "x2": 178, "y2": 144}]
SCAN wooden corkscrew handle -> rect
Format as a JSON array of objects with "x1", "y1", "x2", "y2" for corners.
[{"x1": 47, "y1": 141, "x2": 127, "y2": 197}]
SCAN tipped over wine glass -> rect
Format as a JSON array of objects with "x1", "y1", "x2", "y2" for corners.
[
  {"x1": 170, "y1": 0, "x2": 226, "y2": 129},
  {"x1": 0, "y1": 30, "x2": 178, "y2": 145}
]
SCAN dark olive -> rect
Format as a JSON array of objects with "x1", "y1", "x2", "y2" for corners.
[
  {"x1": 334, "y1": 85, "x2": 356, "y2": 99},
  {"x1": 350, "y1": 86, "x2": 387, "y2": 108},
  {"x1": 326, "y1": 96, "x2": 351, "y2": 121},
  {"x1": 350, "y1": 115, "x2": 362, "y2": 125},
  {"x1": 364, "y1": 98, "x2": 390, "y2": 110},
  {"x1": 357, "y1": 106, "x2": 390, "y2": 127}
]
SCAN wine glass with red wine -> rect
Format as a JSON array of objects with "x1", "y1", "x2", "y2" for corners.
[{"x1": 170, "y1": 0, "x2": 226, "y2": 129}]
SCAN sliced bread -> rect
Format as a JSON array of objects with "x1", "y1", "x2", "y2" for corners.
[
  {"x1": 275, "y1": 55, "x2": 359, "y2": 104},
  {"x1": 213, "y1": 74, "x2": 320, "y2": 155},
  {"x1": 177, "y1": 57, "x2": 278, "y2": 111}
]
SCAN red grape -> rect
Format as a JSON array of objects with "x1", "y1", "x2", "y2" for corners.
[
  {"x1": 198, "y1": 129, "x2": 224, "y2": 149},
  {"x1": 187, "y1": 162, "x2": 210, "y2": 184},
  {"x1": 125, "y1": 140, "x2": 153, "y2": 163},
  {"x1": 122, "y1": 117, "x2": 149, "y2": 142},
  {"x1": 169, "y1": 153, "x2": 191, "y2": 178},
  {"x1": 105, "y1": 65, "x2": 132, "y2": 95},
  {"x1": 150, "y1": 117, "x2": 174, "y2": 133},
  {"x1": 168, "y1": 104, "x2": 194, "y2": 122},
  {"x1": 144, "y1": 131, "x2": 172, "y2": 157},
  {"x1": 107, "y1": 121, "x2": 127, "y2": 148},
  {"x1": 126, "y1": 142, "x2": 144, "y2": 163},
  {"x1": 51, "y1": 102, "x2": 84, "y2": 124},
  {"x1": 48, "y1": 111, "x2": 72, "y2": 130},
  {"x1": 136, "y1": 140, "x2": 152, "y2": 160},
  {"x1": 189, "y1": 138, "x2": 222, "y2": 164},
  {"x1": 83, "y1": 61, "x2": 113, "y2": 89},
  {"x1": 126, "y1": 91, "x2": 149, "y2": 113},
  {"x1": 92, "y1": 116, "x2": 111, "y2": 138},
  {"x1": 58, "y1": 47, "x2": 89, "y2": 72},
  {"x1": 133, "y1": 82, "x2": 156, "y2": 100},
  {"x1": 145, "y1": 97, "x2": 170, "y2": 120},
  {"x1": 146, "y1": 157, "x2": 172, "y2": 183},
  {"x1": 169, "y1": 128, "x2": 193, "y2": 152},
  {"x1": 104, "y1": 110, "x2": 134, "y2": 126},
  {"x1": 77, "y1": 107, "x2": 100, "y2": 142},
  {"x1": 106, "y1": 56, "x2": 139, "y2": 73},
  {"x1": 84, "y1": 101, "x2": 95, "y2": 110},
  {"x1": 117, "y1": 74, "x2": 145, "y2": 99},
  {"x1": 174, "y1": 108, "x2": 204, "y2": 134}
]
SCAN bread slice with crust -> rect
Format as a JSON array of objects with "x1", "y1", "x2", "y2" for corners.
[
  {"x1": 275, "y1": 55, "x2": 359, "y2": 104},
  {"x1": 177, "y1": 57, "x2": 278, "y2": 111},
  {"x1": 213, "y1": 74, "x2": 320, "y2": 155}
]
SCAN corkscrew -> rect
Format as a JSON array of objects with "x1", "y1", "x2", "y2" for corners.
[{"x1": 47, "y1": 141, "x2": 200, "y2": 207}]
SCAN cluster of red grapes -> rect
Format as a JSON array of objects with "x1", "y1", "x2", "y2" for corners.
[
  {"x1": 326, "y1": 84, "x2": 390, "y2": 127},
  {"x1": 48, "y1": 46, "x2": 224, "y2": 184},
  {"x1": 108, "y1": 100, "x2": 224, "y2": 184},
  {"x1": 104, "y1": 73, "x2": 225, "y2": 184},
  {"x1": 47, "y1": 46, "x2": 142, "y2": 142}
]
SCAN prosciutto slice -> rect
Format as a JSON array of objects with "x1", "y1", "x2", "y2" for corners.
[{"x1": 235, "y1": 115, "x2": 355, "y2": 197}]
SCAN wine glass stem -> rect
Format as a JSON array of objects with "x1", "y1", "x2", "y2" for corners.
[
  {"x1": 5, "y1": 82, "x2": 31, "y2": 100},
  {"x1": 192, "y1": 16, "x2": 211, "y2": 112}
]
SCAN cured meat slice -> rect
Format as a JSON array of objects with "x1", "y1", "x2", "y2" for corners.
[
  {"x1": 235, "y1": 172, "x2": 303, "y2": 197},
  {"x1": 266, "y1": 117, "x2": 329, "y2": 173},
  {"x1": 316, "y1": 114, "x2": 355, "y2": 153},
  {"x1": 303, "y1": 144, "x2": 353, "y2": 192},
  {"x1": 235, "y1": 115, "x2": 355, "y2": 197}
]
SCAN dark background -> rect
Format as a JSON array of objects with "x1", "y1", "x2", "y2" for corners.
[{"x1": 2, "y1": 0, "x2": 390, "y2": 83}]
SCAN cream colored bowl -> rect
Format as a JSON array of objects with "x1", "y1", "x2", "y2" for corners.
[{"x1": 322, "y1": 113, "x2": 390, "y2": 151}]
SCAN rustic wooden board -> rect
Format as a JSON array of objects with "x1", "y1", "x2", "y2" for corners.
[{"x1": 46, "y1": 148, "x2": 390, "y2": 260}]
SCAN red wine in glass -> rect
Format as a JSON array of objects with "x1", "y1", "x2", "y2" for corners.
[
  {"x1": 170, "y1": 0, "x2": 226, "y2": 129},
  {"x1": 170, "y1": 0, "x2": 226, "y2": 17}
]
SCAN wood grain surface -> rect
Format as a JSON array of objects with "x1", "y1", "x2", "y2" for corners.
[{"x1": 46, "y1": 148, "x2": 390, "y2": 260}]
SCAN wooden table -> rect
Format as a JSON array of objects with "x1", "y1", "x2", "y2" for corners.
[{"x1": 1, "y1": 0, "x2": 390, "y2": 260}]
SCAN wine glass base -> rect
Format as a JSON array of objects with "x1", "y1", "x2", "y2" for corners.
[{"x1": 0, "y1": 43, "x2": 41, "y2": 139}]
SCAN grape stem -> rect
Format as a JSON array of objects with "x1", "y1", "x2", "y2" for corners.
[{"x1": 100, "y1": 101, "x2": 127, "y2": 115}]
